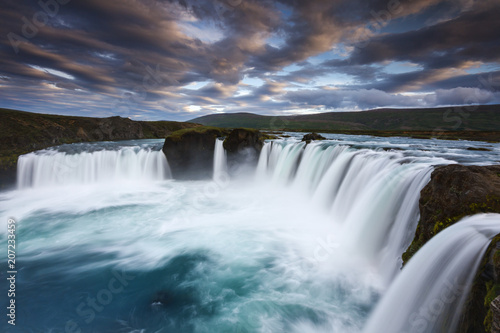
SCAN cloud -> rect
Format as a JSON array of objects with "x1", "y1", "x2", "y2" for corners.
[
  {"x1": 0, "y1": 0, "x2": 499, "y2": 119},
  {"x1": 433, "y1": 87, "x2": 497, "y2": 105}
]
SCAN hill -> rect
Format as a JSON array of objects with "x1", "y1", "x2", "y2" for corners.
[
  {"x1": 191, "y1": 105, "x2": 500, "y2": 132},
  {"x1": 0, "y1": 108, "x2": 200, "y2": 186}
]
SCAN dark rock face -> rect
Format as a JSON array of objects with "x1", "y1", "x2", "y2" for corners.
[
  {"x1": 223, "y1": 128, "x2": 263, "y2": 153},
  {"x1": 492, "y1": 296, "x2": 500, "y2": 333},
  {"x1": 404, "y1": 165, "x2": 500, "y2": 261},
  {"x1": 302, "y1": 132, "x2": 326, "y2": 143},
  {"x1": 403, "y1": 164, "x2": 500, "y2": 332},
  {"x1": 162, "y1": 127, "x2": 268, "y2": 180},
  {"x1": 223, "y1": 128, "x2": 266, "y2": 174},
  {"x1": 162, "y1": 127, "x2": 229, "y2": 180}
]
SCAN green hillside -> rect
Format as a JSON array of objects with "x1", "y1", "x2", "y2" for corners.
[
  {"x1": 191, "y1": 105, "x2": 500, "y2": 132},
  {"x1": 0, "y1": 108, "x2": 201, "y2": 185}
]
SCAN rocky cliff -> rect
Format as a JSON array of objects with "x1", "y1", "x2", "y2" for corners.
[
  {"x1": 0, "y1": 108, "x2": 200, "y2": 187},
  {"x1": 223, "y1": 128, "x2": 275, "y2": 174},
  {"x1": 403, "y1": 164, "x2": 500, "y2": 332},
  {"x1": 163, "y1": 127, "x2": 273, "y2": 180},
  {"x1": 162, "y1": 127, "x2": 230, "y2": 180}
]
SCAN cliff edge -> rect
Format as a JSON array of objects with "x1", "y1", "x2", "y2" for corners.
[{"x1": 403, "y1": 164, "x2": 500, "y2": 332}]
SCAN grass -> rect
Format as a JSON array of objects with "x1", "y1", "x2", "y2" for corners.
[
  {"x1": 190, "y1": 105, "x2": 500, "y2": 141},
  {"x1": 0, "y1": 108, "x2": 201, "y2": 175},
  {"x1": 166, "y1": 126, "x2": 230, "y2": 142}
]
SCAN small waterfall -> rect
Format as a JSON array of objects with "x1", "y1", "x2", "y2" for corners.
[
  {"x1": 17, "y1": 147, "x2": 171, "y2": 188},
  {"x1": 363, "y1": 214, "x2": 500, "y2": 333},
  {"x1": 255, "y1": 141, "x2": 272, "y2": 179},
  {"x1": 213, "y1": 138, "x2": 228, "y2": 181}
]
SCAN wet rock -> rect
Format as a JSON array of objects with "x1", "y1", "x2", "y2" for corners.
[
  {"x1": 162, "y1": 127, "x2": 229, "y2": 180},
  {"x1": 491, "y1": 296, "x2": 500, "y2": 332},
  {"x1": 301, "y1": 132, "x2": 326, "y2": 143},
  {"x1": 223, "y1": 128, "x2": 270, "y2": 175},
  {"x1": 402, "y1": 164, "x2": 500, "y2": 333}
]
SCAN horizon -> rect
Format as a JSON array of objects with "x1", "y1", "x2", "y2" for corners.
[
  {"x1": 1, "y1": 0, "x2": 500, "y2": 121},
  {"x1": 5, "y1": 104, "x2": 500, "y2": 123}
]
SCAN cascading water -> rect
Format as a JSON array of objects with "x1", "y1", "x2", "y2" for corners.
[
  {"x1": 213, "y1": 138, "x2": 228, "y2": 181},
  {"x1": 1, "y1": 134, "x2": 499, "y2": 333},
  {"x1": 256, "y1": 140, "x2": 434, "y2": 284},
  {"x1": 363, "y1": 214, "x2": 500, "y2": 333},
  {"x1": 17, "y1": 144, "x2": 171, "y2": 188}
]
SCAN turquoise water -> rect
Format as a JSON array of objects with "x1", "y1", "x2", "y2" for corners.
[{"x1": 1, "y1": 135, "x2": 499, "y2": 333}]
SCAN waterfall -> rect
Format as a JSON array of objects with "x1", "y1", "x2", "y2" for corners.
[
  {"x1": 17, "y1": 146, "x2": 171, "y2": 188},
  {"x1": 213, "y1": 138, "x2": 228, "y2": 181},
  {"x1": 255, "y1": 140, "x2": 434, "y2": 284},
  {"x1": 363, "y1": 214, "x2": 500, "y2": 333},
  {"x1": 6, "y1": 135, "x2": 500, "y2": 332}
]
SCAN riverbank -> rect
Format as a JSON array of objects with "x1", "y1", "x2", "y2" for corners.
[{"x1": 0, "y1": 108, "x2": 201, "y2": 188}]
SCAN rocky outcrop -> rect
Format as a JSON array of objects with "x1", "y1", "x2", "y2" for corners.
[
  {"x1": 223, "y1": 128, "x2": 269, "y2": 172},
  {"x1": 403, "y1": 165, "x2": 500, "y2": 262},
  {"x1": 302, "y1": 132, "x2": 326, "y2": 143},
  {"x1": 223, "y1": 128, "x2": 264, "y2": 153},
  {"x1": 162, "y1": 127, "x2": 229, "y2": 179},
  {"x1": 162, "y1": 127, "x2": 272, "y2": 180},
  {"x1": 403, "y1": 164, "x2": 500, "y2": 333},
  {"x1": 0, "y1": 108, "x2": 200, "y2": 188}
]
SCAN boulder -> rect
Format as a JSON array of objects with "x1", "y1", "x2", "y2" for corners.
[
  {"x1": 162, "y1": 127, "x2": 229, "y2": 179},
  {"x1": 302, "y1": 132, "x2": 326, "y2": 143}
]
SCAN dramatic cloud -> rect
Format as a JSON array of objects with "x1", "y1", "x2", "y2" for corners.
[{"x1": 0, "y1": 0, "x2": 499, "y2": 120}]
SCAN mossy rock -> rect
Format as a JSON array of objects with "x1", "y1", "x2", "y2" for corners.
[
  {"x1": 402, "y1": 165, "x2": 500, "y2": 333},
  {"x1": 166, "y1": 126, "x2": 228, "y2": 142},
  {"x1": 404, "y1": 165, "x2": 500, "y2": 264},
  {"x1": 163, "y1": 126, "x2": 230, "y2": 179},
  {"x1": 223, "y1": 128, "x2": 265, "y2": 153},
  {"x1": 302, "y1": 132, "x2": 326, "y2": 143},
  {"x1": 222, "y1": 128, "x2": 270, "y2": 172}
]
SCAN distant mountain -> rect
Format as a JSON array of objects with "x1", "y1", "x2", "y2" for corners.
[{"x1": 191, "y1": 105, "x2": 500, "y2": 132}]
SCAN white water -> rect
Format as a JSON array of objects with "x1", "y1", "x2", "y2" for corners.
[
  {"x1": 2, "y1": 135, "x2": 500, "y2": 332},
  {"x1": 364, "y1": 214, "x2": 500, "y2": 333},
  {"x1": 17, "y1": 145, "x2": 171, "y2": 188},
  {"x1": 213, "y1": 138, "x2": 228, "y2": 181},
  {"x1": 256, "y1": 140, "x2": 434, "y2": 285}
]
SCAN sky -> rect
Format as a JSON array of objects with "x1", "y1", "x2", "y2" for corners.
[{"x1": 1, "y1": 0, "x2": 500, "y2": 121}]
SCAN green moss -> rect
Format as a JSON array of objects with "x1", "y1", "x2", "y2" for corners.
[
  {"x1": 493, "y1": 250, "x2": 500, "y2": 268},
  {"x1": 404, "y1": 195, "x2": 500, "y2": 267},
  {"x1": 431, "y1": 197, "x2": 500, "y2": 236},
  {"x1": 484, "y1": 281, "x2": 500, "y2": 307},
  {"x1": 235, "y1": 127, "x2": 261, "y2": 133},
  {"x1": 166, "y1": 126, "x2": 229, "y2": 142},
  {"x1": 484, "y1": 309, "x2": 493, "y2": 332},
  {"x1": 402, "y1": 225, "x2": 426, "y2": 264},
  {"x1": 483, "y1": 281, "x2": 500, "y2": 331},
  {"x1": 433, "y1": 216, "x2": 460, "y2": 235}
]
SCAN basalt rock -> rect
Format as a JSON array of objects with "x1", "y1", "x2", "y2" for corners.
[
  {"x1": 302, "y1": 132, "x2": 326, "y2": 143},
  {"x1": 162, "y1": 127, "x2": 270, "y2": 180},
  {"x1": 223, "y1": 128, "x2": 270, "y2": 174},
  {"x1": 402, "y1": 164, "x2": 500, "y2": 333},
  {"x1": 163, "y1": 127, "x2": 230, "y2": 180}
]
